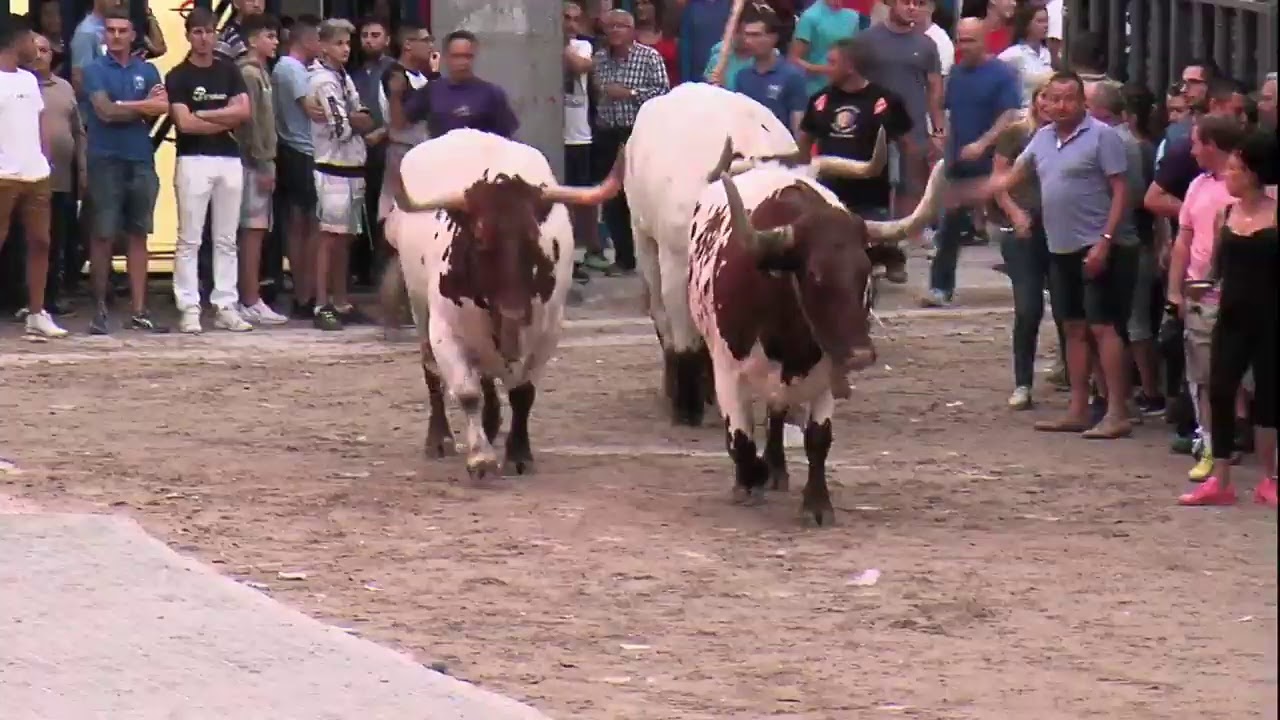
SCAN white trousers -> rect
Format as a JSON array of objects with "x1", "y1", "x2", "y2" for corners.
[{"x1": 174, "y1": 156, "x2": 244, "y2": 311}]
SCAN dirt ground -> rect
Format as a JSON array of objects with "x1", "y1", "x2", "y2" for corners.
[{"x1": 1, "y1": 279, "x2": 1276, "y2": 720}]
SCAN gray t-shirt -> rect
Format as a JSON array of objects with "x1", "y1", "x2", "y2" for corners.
[
  {"x1": 859, "y1": 23, "x2": 940, "y2": 144},
  {"x1": 271, "y1": 55, "x2": 313, "y2": 153},
  {"x1": 1018, "y1": 115, "x2": 1130, "y2": 254},
  {"x1": 1111, "y1": 123, "x2": 1148, "y2": 246}
]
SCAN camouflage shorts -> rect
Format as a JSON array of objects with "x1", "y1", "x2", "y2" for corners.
[{"x1": 314, "y1": 171, "x2": 366, "y2": 236}]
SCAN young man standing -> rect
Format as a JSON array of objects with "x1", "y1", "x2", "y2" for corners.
[
  {"x1": 859, "y1": 0, "x2": 945, "y2": 233},
  {"x1": 799, "y1": 35, "x2": 912, "y2": 281},
  {"x1": 166, "y1": 7, "x2": 253, "y2": 333},
  {"x1": 561, "y1": 3, "x2": 602, "y2": 280},
  {"x1": 81, "y1": 10, "x2": 169, "y2": 334},
  {"x1": 307, "y1": 19, "x2": 375, "y2": 331},
  {"x1": 0, "y1": 16, "x2": 66, "y2": 337},
  {"x1": 271, "y1": 14, "x2": 321, "y2": 319},
  {"x1": 351, "y1": 17, "x2": 394, "y2": 288},
  {"x1": 235, "y1": 13, "x2": 287, "y2": 325},
  {"x1": 736, "y1": 12, "x2": 808, "y2": 134}
]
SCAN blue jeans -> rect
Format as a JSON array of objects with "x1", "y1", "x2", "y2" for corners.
[
  {"x1": 997, "y1": 221, "x2": 1051, "y2": 388},
  {"x1": 927, "y1": 208, "x2": 976, "y2": 299}
]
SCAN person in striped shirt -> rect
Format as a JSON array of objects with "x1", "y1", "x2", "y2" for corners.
[{"x1": 216, "y1": 0, "x2": 265, "y2": 61}]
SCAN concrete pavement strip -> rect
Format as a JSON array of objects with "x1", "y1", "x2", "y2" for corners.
[{"x1": 0, "y1": 513, "x2": 554, "y2": 720}]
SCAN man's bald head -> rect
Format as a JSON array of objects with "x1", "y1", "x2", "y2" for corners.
[
  {"x1": 1086, "y1": 81, "x2": 1125, "y2": 124},
  {"x1": 955, "y1": 17, "x2": 987, "y2": 66}
]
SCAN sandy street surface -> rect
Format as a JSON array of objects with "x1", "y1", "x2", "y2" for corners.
[{"x1": 0, "y1": 274, "x2": 1275, "y2": 720}]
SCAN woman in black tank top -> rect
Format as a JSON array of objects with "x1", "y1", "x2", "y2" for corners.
[{"x1": 1179, "y1": 130, "x2": 1279, "y2": 507}]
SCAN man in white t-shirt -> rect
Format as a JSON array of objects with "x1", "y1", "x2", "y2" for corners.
[
  {"x1": 0, "y1": 18, "x2": 67, "y2": 338},
  {"x1": 1045, "y1": 0, "x2": 1063, "y2": 64},
  {"x1": 563, "y1": 0, "x2": 605, "y2": 277},
  {"x1": 920, "y1": 0, "x2": 953, "y2": 80}
]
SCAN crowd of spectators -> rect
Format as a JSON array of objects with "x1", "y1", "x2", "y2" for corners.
[{"x1": 0, "y1": 0, "x2": 1275, "y2": 504}]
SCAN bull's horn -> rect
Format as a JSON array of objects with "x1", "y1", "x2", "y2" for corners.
[
  {"x1": 720, "y1": 173, "x2": 794, "y2": 257},
  {"x1": 394, "y1": 180, "x2": 467, "y2": 213},
  {"x1": 727, "y1": 158, "x2": 756, "y2": 175},
  {"x1": 706, "y1": 136, "x2": 736, "y2": 183},
  {"x1": 812, "y1": 127, "x2": 887, "y2": 179},
  {"x1": 542, "y1": 142, "x2": 626, "y2": 206},
  {"x1": 863, "y1": 157, "x2": 948, "y2": 242}
]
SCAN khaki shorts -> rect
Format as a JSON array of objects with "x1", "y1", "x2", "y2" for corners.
[
  {"x1": 0, "y1": 176, "x2": 52, "y2": 248},
  {"x1": 1184, "y1": 298, "x2": 1255, "y2": 391},
  {"x1": 241, "y1": 166, "x2": 273, "y2": 231},
  {"x1": 314, "y1": 171, "x2": 366, "y2": 236},
  {"x1": 1183, "y1": 299, "x2": 1217, "y2": 386}
]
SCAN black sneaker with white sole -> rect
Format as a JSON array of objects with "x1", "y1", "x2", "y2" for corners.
[{"x1": 313, "y1": 304, "x2": 343, "y2": 331}]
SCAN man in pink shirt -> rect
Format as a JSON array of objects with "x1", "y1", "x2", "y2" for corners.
[{"x1": 1166, "y1": 115, "x2": 1244, "y2": 480}]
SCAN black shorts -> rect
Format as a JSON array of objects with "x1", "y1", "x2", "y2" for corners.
[
  {"x1": 565, "y1": 144, "x2": 592, "y2": 186},
  {"x1": 1049, "y1": 243, "x2": 1139, "y2": 329},
  {"x1": 276, "y1": 142, "x2": 317, "y2": 211}
]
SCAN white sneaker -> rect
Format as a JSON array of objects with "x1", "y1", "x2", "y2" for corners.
[
  {"x1": 240, "y1": 300, "x2": 288, "y2": 326},
  {"x1": 25, "y1": 310, "x2": 68, "y2": 338},
  {"x1": 1007, "y1": 385, "x2": 1032, "y2": 410},
  {"x1": 214, "y1": 305, "x2": 253, "y2": 332},
  {"x1": 179, "y1": 307, "x2": 203, "y2": 334}
]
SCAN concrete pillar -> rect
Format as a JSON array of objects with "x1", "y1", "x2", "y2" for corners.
[{"x1": 430, "y1": 0, "x2": 566, "y2": 179}]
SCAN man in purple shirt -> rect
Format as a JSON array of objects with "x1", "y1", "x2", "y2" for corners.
[{"x1": 403, "y1": 30, "x2": 517, "y2": 138}]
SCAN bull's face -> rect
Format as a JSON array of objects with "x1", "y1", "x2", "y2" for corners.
[
  {"x1": 791, "y1": 208, "x2": 876, "y2": 371},
  {"x1": 460, "y1": 177, "x2": 550, "y2": 322},
  {"x1": 724, "y1": 181, "x2": 877, "y2": 374}
]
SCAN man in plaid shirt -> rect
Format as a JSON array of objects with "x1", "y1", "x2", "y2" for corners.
[{"x1": 592, "y1": 8, "x2": 669, "y2": 273}]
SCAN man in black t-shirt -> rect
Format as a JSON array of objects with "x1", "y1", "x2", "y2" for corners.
[
  {"x1": 165, "y1": 7, "x2": 252, "y2": 334},
  {"x1": 798, "y1": 36, "x2": 912, "y2": 282}
]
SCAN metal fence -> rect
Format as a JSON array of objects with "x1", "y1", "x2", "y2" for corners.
[{"x1": 1068, "y1": 0, "x2": 1279, "y2": 92}]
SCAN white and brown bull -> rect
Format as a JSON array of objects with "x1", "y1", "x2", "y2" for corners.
[
  {"x1": 381, "y1": 129, "x2": 622, "y2": 480},
  {"x1": 688, "y1": 133, "x2": 946, "y2": 525},
  {"x1": 626, "y1": 82, "x2": 907, "y2": 427}
]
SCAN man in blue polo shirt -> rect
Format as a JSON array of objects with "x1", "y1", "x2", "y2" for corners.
[
  {"x1": 81, "y1": 10, "x2": 169, "y2": 334},
  {"x1": 923, "y1": 17, "x2": 1020, "y2": 308},
  {"x1": 734, "y1": 13, "x2": 807, "y2": 133}
]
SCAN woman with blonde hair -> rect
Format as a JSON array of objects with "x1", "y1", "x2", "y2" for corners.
[{"x1": 991, "y1": 74, "x2": 1059, "y2": 409}]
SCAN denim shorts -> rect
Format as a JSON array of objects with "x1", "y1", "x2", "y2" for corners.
[{"x1": 86, "y1": 157, "x2": 159, "y2": 237}]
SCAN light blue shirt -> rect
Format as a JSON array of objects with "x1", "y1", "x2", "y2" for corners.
[
  {"x1": 271, "y1": 55, "x2": 313, "y2": 153},
  {"x1": 793, "y1": 1, "x2": 862, "y2": 95},
  {"x1": 1018, "y1": 116, "x2": 1130, "y2": 254},
  {"x1": 70, "y1": 13, "x2": 105, "y2": 109},
  {"x1": 703, "y1": 40, "x2": 761, "y2": 91}
]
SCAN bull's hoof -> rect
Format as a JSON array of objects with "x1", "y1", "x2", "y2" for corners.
[
  {"x1": 465, "y1": 452, "x2": 500, "y2": 481},
  {"x1": 425, "y1": 433, "x2": 456, "y2": 459},
  {"x1": 801, "y1": 499, "x2": 836, "y2": 527},
  {"x1": 732, "y1": 483, "x2": 768, "y2": 506},
  {"x1": 769, "y1": 469, "x2": 790, "y2": 492},
  {"x1": 502, "y1": 454, "x2": 536, "y2": 476}
]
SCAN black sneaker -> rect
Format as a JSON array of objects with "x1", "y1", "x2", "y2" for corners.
[
  {"x1": 130, "y1": 310, "x2": 170, "y2": 334},
  {"x1": 336, "y1": 304, "x2": 372, "y2": 325},
  {"x1": 1134, "y1": 393, "x2": 1167, "y2": 417},
  {"x1": 291, "y1": 298, "x2": 315, "y2": 320},
  {"x1": 89, "y1": 304, "x2": 111, "y2": 335},
  {"x1": 572, "y1": 263, "x2": 590, "y2": 284},
  {"x1": 313, "y1": 304, "x2": 343, "y2": 331}
]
